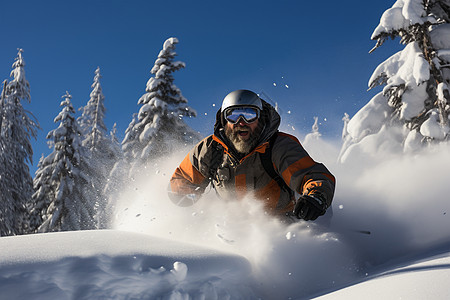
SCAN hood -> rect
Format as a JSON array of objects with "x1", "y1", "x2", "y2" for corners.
[{"x1": 213, "y1": 99, "x2": 281, "y2": 150}]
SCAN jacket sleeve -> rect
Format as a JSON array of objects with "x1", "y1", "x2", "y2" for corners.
[
  {"x1": 271, "y1": 133, "x2": 336, "y2": 207},
  {"x1": 169, "y1": 137, "x2": 211, "y2": 205}
]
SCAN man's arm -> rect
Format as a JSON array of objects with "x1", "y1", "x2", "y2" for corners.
[
  {"x1": 272, "y1": 133, "x2": 335, "y2": 219},
  {"x1": 169, "y1": 139, "x2": 211, "y2": 206}
]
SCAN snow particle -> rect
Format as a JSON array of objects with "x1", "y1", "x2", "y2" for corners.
[
  {"x1": 171, "y1": 262, "x2": 188, "y2": 282},
  {"x1": 286, "y1": 232, "x2": 296, "y2": 240},
  {"x1": 339, "y1": 205, "x2": 344, "y2": 210},
  {"x1": 285, "y1": 84, "x2": 289, "y2": 89},
  {"x1": 273, "y1": 82, "x2": 277, "y2": 87}
]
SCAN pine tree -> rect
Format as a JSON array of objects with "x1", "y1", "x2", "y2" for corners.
[
  {"x1": 108, "y1": 122, "x2": 123, "y2": 168},
  {"x1": 122, "y1": 37, "x2": 199, "y2": 173},
  {"x1": 102, "y1": 38, "x2": 199, "y2": 226},
  {"x1": 29, "y1": 154, "x2": 53, "y2": 231},
  {"x1": 340, "y1": 0, "x2": 450, "y2": 158},
  {"x1": 0, "y1": 81, "x2": 8, "y2": 236},
  {"x1": 0, "y1": 80, "x2": 7, "y2": 129},
  {"x1": 77, "y1": 67, "x2": 119, "y2": 228},
  {"x1": 34, "y1": 92, "x2": 96, "y2": 232},
  {"x1": 0, "y1": 49, "x2": 39, "y2": 235},
  {"x1": 78, "y1": 67, "x2": 107, "y2": 138}
]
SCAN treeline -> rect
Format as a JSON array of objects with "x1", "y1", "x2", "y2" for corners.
[{"x1": 0, "y1": 37, "x2": 199, "y2": 236}]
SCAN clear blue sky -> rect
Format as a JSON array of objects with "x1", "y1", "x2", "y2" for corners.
[{"x1": 0, "y1": 0, "x2": 401, "y2": 172}]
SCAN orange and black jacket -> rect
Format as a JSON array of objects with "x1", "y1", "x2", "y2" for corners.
[{"x1": 170, "y1": 100, "x2": 335, "y2": 215}]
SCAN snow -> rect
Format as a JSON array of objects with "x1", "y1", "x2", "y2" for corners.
[
  {"x1": 2, "y1": 136, "x2": 449, "y2": 299},
  {"x1": 420, "y1": 110, "x2": 447, "y2": 139},
  {"x1": 0, "y1": 230, "x2": 253, "y2": 299},
  {"x1": 403, "y1": 0, "x2": 426, "y2": 25},
  {"x1": 370, "y1": 42, "x2": 429, "y2": 91},
  {"x1": 401, "y1": 82, "x2": 428, "y2": 120},
  {"x1": 163, "y1": 37, "x2": 179, "y2": 51},
  {"x1": 316, "y1": 254, "x2": 450, "y2": 299},
  {"x1": 372, "y1": 6, "x2": 409, "y2": 38},
  {"x1": 371, "y1": 0, "x2": 428, "y2": 39},
  {"x1": 345, "y1": 92, "x2": 390, "y2": 142},
  {"x1": 430, "y1": 24, "x2": 450, "y2": 50}
]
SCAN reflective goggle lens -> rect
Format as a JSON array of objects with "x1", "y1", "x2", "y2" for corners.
[{"x1": 225, "y1": 107, "x2": 259, "y2": 124}]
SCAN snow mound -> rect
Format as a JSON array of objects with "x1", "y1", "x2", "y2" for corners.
[
  {"x1": 0, "y1": 230, "x2": 254, "y2": 299},
  {"x1": 315, "y1": 253, "x2": 450, "y2": 299}
]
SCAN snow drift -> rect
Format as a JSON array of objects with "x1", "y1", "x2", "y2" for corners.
[
  {"x1": 1, "y1": 135, "x2": 450, "y2": 299},
  {"x1": 0, "y1": 230, "x2": 254, "y2": 299}
]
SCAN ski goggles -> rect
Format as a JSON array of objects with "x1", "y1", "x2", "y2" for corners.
[{"x1": 225, "y1": 107, "x2": 260, "y2": 124}]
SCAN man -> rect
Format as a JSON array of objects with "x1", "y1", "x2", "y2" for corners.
[{"x1": 169, "y1": 89, "x2": 335, "y2": 221}]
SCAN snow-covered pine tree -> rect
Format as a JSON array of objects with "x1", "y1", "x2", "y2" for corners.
[
  {"x1": 0, "y1": 80, "x2": 7, "y2": 129},
  {"x1": 340, "y1": 0, "x2": 450, "y2": 161},
  {"x1": 78, "y1": 67, "x2": 107, "y2": 137},
  {"x1": 35, "y1": 92, "x2": 96, "y2": 232},
  {"x1": 122, "y1": 37, "x2": 199, "y2": 173},
  {"x1": 0, "y1": 49, "x2": 39, "y2": 236},
  {"x1": 109, "y1": 123, "x2": 122, "y2": 165},
  {"x1": 0, "y1": 80, "x2": 10, "y2": 236},
  {"x1": 29, "y1": 154, "x2": 53, "y2": 231},
  {"x1": 77, "y1": 67, "x2": 119, "y2": 228}
]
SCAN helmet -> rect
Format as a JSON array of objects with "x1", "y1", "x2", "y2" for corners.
[{"x1": 221, "y1": 90, "x2": 263, "y2": 113}]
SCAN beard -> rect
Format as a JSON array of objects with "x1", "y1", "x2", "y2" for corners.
[{"x1": 224, "y1": 123, "x2": 263, "y2": 155}]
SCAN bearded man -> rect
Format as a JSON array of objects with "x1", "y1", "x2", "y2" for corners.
[{"x1": 169, "y1": 90, "x2": 335, "y2": 221}]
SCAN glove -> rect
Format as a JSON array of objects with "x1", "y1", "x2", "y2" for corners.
[{"x1": 293, "y1": 195, "x2": 327, "y2": 221}]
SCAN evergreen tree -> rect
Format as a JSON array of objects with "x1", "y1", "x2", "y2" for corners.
[
  {"x1": 0, "y1": 49, "x2": 39, "y2": 235},
  {"x1": 78, "y1": 67, "x2": 107, "y2": 138},
  {"x1": 122, "y1": 37, "x2": 199, "y2": 173},
  {"x1": 340, "y1": 0, "x2": 450, "y2": 159},
  {"x1": 103, "y1": 38, "x2": 199, "y2": 226},
  {"x1": 77, "y1": 67, "x2": 119, "y2": 227},
  {"x1": 0, "y1": 80, "x2": 7, "y2": 129},
  {"x1": 34, "y1": 92, "x2": 96, "y2": 232},
  {"x1": 0, "y1": 80, "x2": 7, "y2": 236},
  {"x1": 108, "y1": 122, "x2": 123, "y2": 168},
  {"x1": 29, "y1": 154, "x2": 53, "y2": 231}
]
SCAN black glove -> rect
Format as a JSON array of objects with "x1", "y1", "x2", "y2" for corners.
[{"x1": 293, "y1": 195, "x2": 327, "y2": 221}]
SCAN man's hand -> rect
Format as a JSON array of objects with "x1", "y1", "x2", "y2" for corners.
[{"x1": 293, "y1": 195, "x2": 327, "y2": 221}]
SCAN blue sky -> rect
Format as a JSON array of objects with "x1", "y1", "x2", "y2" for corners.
[{"x1": 0, "y1": 0, "x2": 401, "y2": 171}]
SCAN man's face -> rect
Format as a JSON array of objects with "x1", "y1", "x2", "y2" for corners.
[{"x1": 224, "y1": 113, "x2": 262, "y2": 154}]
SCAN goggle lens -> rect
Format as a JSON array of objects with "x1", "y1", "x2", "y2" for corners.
[{"x1": 225, "y1": 107, "x2": 259, "y2": 124}]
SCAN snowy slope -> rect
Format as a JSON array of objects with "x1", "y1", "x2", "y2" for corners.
[
  {"x1": 316, "y1": 252, "x2": 450, "y2": 299},
  {"x1": 0, "y1": 230, "x2": 254, "y2": 299},
  {"x1": 1, "y1": 139, "x2": 450, "y2": 299},
  {"x1": 0, "y1": 229, "x2": 449, "y2": 299}
]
